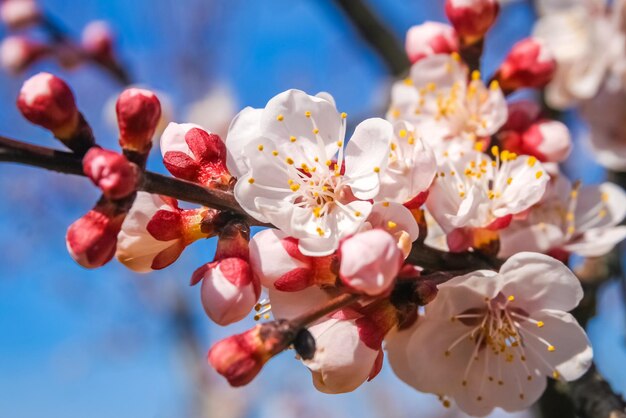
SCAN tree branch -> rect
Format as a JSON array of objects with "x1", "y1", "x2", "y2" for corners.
[{"x1": 329, "y1": 0, "x2": 410, "y2": 76}]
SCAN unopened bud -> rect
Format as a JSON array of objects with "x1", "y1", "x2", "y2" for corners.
[
  {"x1": 81, "y1": 20, "x2": 114, "y2": 61},
  {"x1": 161, "y1": 122, "x2": 232, "y2": 188},
  {"x1": 405, "y1": 21, "x2": 458, "y2": 63},
  {"x1": 17, "y1": 72, "x2": 94, "y2": 154},
  {"x1": 0, "y1": 36, "x2": 46, "y2": 73},
  {"x1": 193, "y1": 257, "x2": 260, "y2": 326},
  {"x1": 501, "y1": 101, "x2": 540, "y2": 132},
  {"x1": 215, "y1": 220, "x2": 250, "y2": 261},
  {"x1": 66, "y1": 199, "x2": 126, "y2": 269},
  {"x1": 83, "y1": 147, "x2": 139, "y2": 199},
  {"x1": 445, "y1": 0, "x2": 499, "y2": 44},
  {"x1": 116, "y1": 88, "x2": 161, "y2": 157},
  {"x1": 208, "y1": 320, "x2": 297, "y2": 386},
  {"x1": 0, "y1": 0, "x2": 40, "y2": 30},
  {"x1": 521, "y1": 120, "x2": 572, "y2": 163},
  {"x1": 496, "y1": 38, "x2": 556, "y2": 92},
  {"x1": 339, "y1": 229, "x2": 403, "y2": 296}
]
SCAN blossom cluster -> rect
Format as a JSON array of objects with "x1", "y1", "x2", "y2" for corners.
[{"x1": 9, "y1": 0, "x2": 626, "y2": 416}]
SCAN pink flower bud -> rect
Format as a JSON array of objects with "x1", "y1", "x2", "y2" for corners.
[
  {"x1": 521, "y1": 120, "x2": 572, "y2": 163},
  {"x1": 81, "y1": 20, "x2": 114, "y2": 60},
  {"x1": 208, "y1": 321, "x2": 295, "y2": 386},
  {"x1": 496, "y1": 38, "x2": 556, "y2": 92},
  {"x1": 82, "y1": 147, "x2": 138, "y2": 200},
  {"x1": 0, "y1": 0, "x2": 40, "y2": 30},
  {"x1": 339, "y1": 229, "x2": 403, "y2": 296},
  {"x1": 116, "y1": 88, "x2": 162, "y2": 153},
  {"x1": 445, "y1": 0, "x2": 499, "y2": 44},
  {"x1": 17, "y1": 72, "x2": 79, "y2": 138},
  {"x1": 66, "y1": 200, "x2": 126, "y2": 269},
  {"x1": 0, "y1": 36, "x2": 46, "y2": 73},
  {"x1": 193, "y1": 257, "x2": 260, "y2": 326},
  {"x1": 249, "y1": 229, "x2": 337, "y2": 292},
  {"x1": 405, "y1": 22, "x2": 459, "y2": 63},
  {"x1": 161, "y1": 122, "x2": 232, "y2": 188},
  {"x1": 501, "y1": 101, "x2": 540, "y2": 133}
]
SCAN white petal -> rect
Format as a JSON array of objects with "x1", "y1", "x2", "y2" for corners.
[
  {"x1": 225, "y1": 107, "x2": 264, "y2": 177},
  {"x1": 249, "y1": 229, "x2": 309, "y2": 288},
  {"x1": 366, "y1": 202, "x2": 420, "y2": 243},
  {"x1": 160, "y1": 122, "x2": 203, "y2": 157},
  {"x1": 563, "y1": 226, "x2": 626, "y2": 257},
  {"x1": 268, "y1": 286, "x2": 332, "y2": 320}
]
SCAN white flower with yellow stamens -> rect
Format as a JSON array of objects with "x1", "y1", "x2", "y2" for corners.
[
  {"x1": 387, "y1": 53, "x2": 508, "y2": 154},
  {"x1": 425, "y1": 148, "x2": 549, "y2": 252},
  {"x1": 499, "y1": 177, "x2": 626, "y2": 258},
  {"x1": 386, "y1": 252, "x2": 592, "y2": 416},
  {"x1": 227, "y1": 89, "x2": 393, "y2": 256}
]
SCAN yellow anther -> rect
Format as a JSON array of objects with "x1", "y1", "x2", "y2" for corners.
[
  {"x1": 316, "y1": 227, "x2": 325, "y2": 236},
  {"x1": 566, "y1": 212, "x2": 574, "y2": 221},
  {"x1": 290, "y1": 184, "x2": 300, "y2": 192},
  {"x1": 382, "y1": 202, "x2": 390, "y2": 207},
  {"x1": 490, "y1": 80, "x2": 500, "y2": 91},
  {"x1": 536, "y1": 171, "x2": 543, "y2": 179},
  {"x1": 507, "y1": 177, "x2": 513, "y2": 185},
  {"x1": 288, "y1": 179, "x2": 294, "y2": 185},
  {"x1": 399, "y1": 129, "x2": 407, "y2": 138},
  {"x1": 341, "y1": 112, "x2": 347, "y2": 119},
  {"x1": 488, "y1": 190, "x2": 495, "y2": 200},
  {"x1": 442, "y1": 400, "x2": 451, "y2": 408},
  {"x1": 354, "y1": 211, "x2": 362, "y2": 217},
  {"x1": 599, "y1": 209, "x2": 607, "y2": 218},
  {"x1": 451, "y1": 52, "x2": 461, "y2": 62},
  {"x1": 257, "y1": 144, "x2": 264, "y2": 151},
  {"x1": 305, "y1": 111, "x2": 311, "y2": 118},
  {"x1": 426, "y1": 82, "x2": 436, "y2": 91},
  {"x1": 527, "y1": 156, "x2": 537, "y2": 167},
  {"x1": 313, "y1": 128, "x2": 319, "y2": 134},
  {"x1": 390, "y1": 143, "x2": 397, "y2": 151},
  {"x1": 553, "y1": 371, "x2": 560, "y2": 379},
  {"x1": 601, "y1": 192, "x2": 609, "y2": 202},
  {"x1": 314, "y1": 157, "x2": 319, "y2": 162},
  {"x1": 450, "y1": 171, "x2": 456, "y2": 176},
  {"x1": 403, "y1": 77, "x2": 413, "y2": 86},
  {"x1": 272, "y1": 150, "x2": 279, "y2": 156},
  {"x1": 548, "y1": 345, "x2": 555, "y2": 352},
  {"x1": 537, "y1": 321, "x2": 545, "y2": 328},
  {"x1": 491, "y1": 145, "x2": 499, "y2": 157},
  {"x1": 290, "y1": 136, "x2": 297, "y2": 142},
  {"x1": 567, "y1": 225, "x2": 575, "y2": 234},
  {"x1": 286, "y1": 157, "x2": 294, "y2": 165},
  {"x1": 373, "y1": 166, "x2": 380, "y2": 173},
  {"x1": 336, "y1": 141, "x2": 343, "y2": 147},
  {"x1": 459, "y1": 191, "x2": 466, "y2": 198},
  {"x1": 391, "y1": 108, "x2": 400, "y2": 118},
  {"x1": 387, "y1": 221, "x2": 397, "y2": 229},
  {"x1": 313, "y1": 207, "x2": 321, "y2": 218},
  {"x1": 276, "y1": 114, "x2": 284, "y2": 121},
  {"x1": 325, "y1": 160, "x2": 332, "y2": 166},
  {"x1": 471, "y1": 70, "x2": 481, "y2": 81},
  {"x1": 248, "y1": 178, "x2": 255, "y2": 184},
  {"x1": 508, "y1": 295, "x2": 515, "y2": 302},
  {"x1": 408, "y1": 136, "x2": 415, "y2": 145}
]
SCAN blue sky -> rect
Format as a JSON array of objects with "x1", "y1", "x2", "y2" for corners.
[{"x1": 0, "y1": 1, "x2": 623, "y2": 417}]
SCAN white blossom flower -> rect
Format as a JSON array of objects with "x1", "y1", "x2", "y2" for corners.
[
  {"x1": 386, "y1": 252, "x2": 592, "y2": 416},
  {"x1": 227, "y1": 89, "x2": 394, "y2": 256},
  {"x1": 533, "y1": 0, "x2": 626, "y2": 108},
  {"x1": 499, "y1": 177, "x2": 626, "y2": 258},
  {"x1": 387, "y1": 54, "x2": 508, "y2": 154},
  {"x1": 426, "y1": 149, "x2": 549, "y2": 251}
]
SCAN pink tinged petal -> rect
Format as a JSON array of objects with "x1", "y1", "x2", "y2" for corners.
[
  {"x1": 259, "y1": 89, "x2": 342, "y2": 164},
  {"x1": 160, "y1": 122, "x2": 201, "y2": 157},
  {"x1": 575, "y1": 182, "x2": 626, "y2": 231},
  {"x1": 367, "y1": 350, "x2": 384, "y2": 381},
  {"x1": 116, "y1": 192, "x2": 183, "y2": 272},
  {"x1": 475, "y1": 83, "x2": 508, "y2": 136},
  {"x1": 405, "y1": 21, "x2": 459, "y2": 64},
  {"x1": 523, "y1": 120, "x2": 572, "y2": 163},
  {"x1": 446, "y1": 228, "x2": 474, "y2": 253},
  {"x1": 563, "y1": 226, "x2": 626, "y2": 257},
  {"x1": 225, "y1": 107, "x2": 264, "y2": 177},
  {"x1": 498, "y1": 252, "x2": 583, "y2": 312},
  {"x1": 339, "y1": 229, "x2": 402, "y2": 296},
  {"x1": 305, "y1": 319, "x2": 380, "y2": 394},
  {"x1": 427, "y1": 270, "x2": 500, "y2": 319},
  {"x1": 498, "y1": 221, "x2": 565, "y2": 258},
  {"x1": 519, "y1": 310, "x2": 592, "y2": 381},
  {"x1": 493, "y1": 157, "x2": 550, "y2": 218},
  {"x1": 199, "y1": 258, "x2": 258, "y2": 326},
  {"x1": 343, "y1": 118, "x2": 393, "y2": 200},
  {"x1": 249, "y1": 229, "x2": 311, "y2": 289},
  {"x1": 410, "y1": 54, "x2": 467, "y2": 92},
  {"x1": 151, "y1": 240, "x2": 186, "y2": 270},
  {"x1": 268, "y1": 286, "x2": 332, "y2": 320}
]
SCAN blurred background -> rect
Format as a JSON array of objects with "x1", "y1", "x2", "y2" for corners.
[{"x1": 0, "y1": 0, "x2": 623, "y2": 417}]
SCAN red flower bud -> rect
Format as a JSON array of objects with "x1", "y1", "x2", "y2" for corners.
[
  {"x1": 445, "y1": 0, "x2": 499, "y2": 44},
  {"x1": 405, "y1": 22, "x2": 458, "y2": 63},
  {"x1": 208, "y1": 320, "x2": 296, "y2": 386},
  {"x1": 496, "y1": 38, "x2": 556, "y2": 92},
  {"x1": 81, "y1": 20, "x2": 114, "y2": 61},
  {"x1": 0, "y1": 36, "x2": 47, "y2": 73},
  {"x1": 83, "y1": 147, "x2": 139, "y2": 199},
  {"x1": 0, "y1": 0, "x2": 40, "y2": 30},
  {"x1": 17, "y1": 72, "x2": 80, "y2": 138},
  {"x1": 66, "y1": 200, "x2": 126, "y2": 269},
  {"x1": 116, "y1": 88, "x2": 162, "y2": 153},
  {"x1": 520, "y1": 120, "x2": 572, "y2": 163}
]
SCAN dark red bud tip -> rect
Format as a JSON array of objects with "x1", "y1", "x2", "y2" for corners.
[
  {"x1": 17, "y1": 72, "x2": 79, "y2": 137},
  {"x1": 208, "y1": 320, "x2": 297, "y2": 386},
  {"x1": 83, "y1": 147, "x2": 139, "y2": 200},
  {"x1": 66, "y1": 200, "x2": 126, "y2": 269},
  {"x1": 116, "y1": 88, "x2": 162, "y2": 153},
  {"x1": 445, "y1": 0, "x2": 499, "y2": 44},
  {"x1": 496, "y1": 38, "x2": 556, "y2": 92}
]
